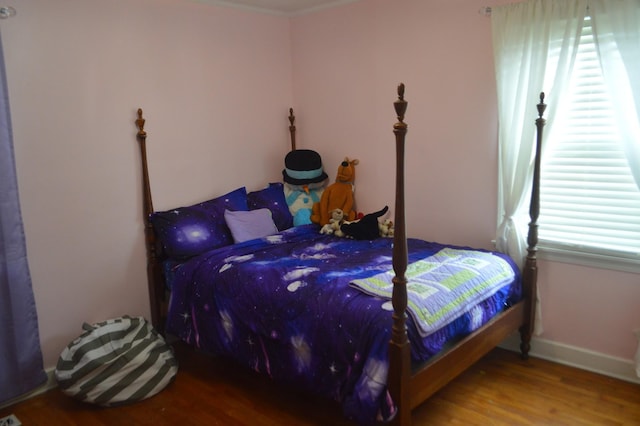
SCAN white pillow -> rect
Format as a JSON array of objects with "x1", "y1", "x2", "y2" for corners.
[{"x1": 224, "y1": 208, "x2": 278, "y2": 243}]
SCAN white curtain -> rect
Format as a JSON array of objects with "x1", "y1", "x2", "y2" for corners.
[
  {"x1": 590, "y1": 0, "x2": 640, "y2": 378},
  {"x1": 491, "y1": 0, "x2": 587, "y2": 335},
  {"x1": 591, "y1": 0, "x2": 640, "y2": 188}
]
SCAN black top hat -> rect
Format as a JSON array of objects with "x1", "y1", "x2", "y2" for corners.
[{"x1": 282, "y1": 149, "x2": 328, "y2": 186}]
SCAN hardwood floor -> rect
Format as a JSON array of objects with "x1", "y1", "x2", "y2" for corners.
[{"x1": 2, "y1": 345, "x2": 639, "y2": 425}]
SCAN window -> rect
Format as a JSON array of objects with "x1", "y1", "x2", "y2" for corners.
[{"x1": 539, "y1": 16, "x2": 640, "y2": 270}]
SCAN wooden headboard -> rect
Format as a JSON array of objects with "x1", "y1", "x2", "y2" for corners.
[{"x1": 135, "y1": 106, "x2": 302, "y2": 331}]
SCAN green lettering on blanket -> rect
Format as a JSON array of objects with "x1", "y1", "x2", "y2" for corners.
[
  {"x1": 411, "y1": 268, "x2": 513, "y2": 326},
  {"x1": 350, "y1": 248, "x2": 516, "y2": 337}
]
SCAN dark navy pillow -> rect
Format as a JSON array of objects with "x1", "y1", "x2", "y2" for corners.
[
  {"x1": 247, "y1": 182, "x2": 294, "y2": 231},
  {"x1": 150, "y1": 187, "x2": 249, "y2": 259}
]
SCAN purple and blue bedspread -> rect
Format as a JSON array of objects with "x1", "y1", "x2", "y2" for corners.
[{"x1": 165, "y1": 224, "x2": 521, "y2": 425}]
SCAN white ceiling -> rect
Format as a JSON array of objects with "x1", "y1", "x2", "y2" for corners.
[{"x1": 194, "y1": 0, "x2": 360, "y2": 16}]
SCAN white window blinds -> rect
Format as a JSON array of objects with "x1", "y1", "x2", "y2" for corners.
[{"x1": 540, "y1": 16, "x2": 640, "y2": 259}]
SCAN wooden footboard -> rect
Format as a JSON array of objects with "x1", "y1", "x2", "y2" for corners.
[{"x1": 386, "y1": 88, "x2": 545, "y2": 426}]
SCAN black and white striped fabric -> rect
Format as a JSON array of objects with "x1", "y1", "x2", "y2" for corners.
[{"x1": 55, "y1": 316, "x2": 177, "y2": 406}]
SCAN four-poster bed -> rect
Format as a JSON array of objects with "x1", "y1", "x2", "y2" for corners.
[{"x1": 135, "y1": 85, "x2": 545, "y2": 425}]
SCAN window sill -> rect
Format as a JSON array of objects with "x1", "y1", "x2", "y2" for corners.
[{"x1": 537, "y1": 242, "x2": 640, "y2": 274}]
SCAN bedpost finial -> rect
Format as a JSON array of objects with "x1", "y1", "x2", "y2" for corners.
[
  {"x1": 289, "y1": 108, "x2": 295, "y2": 127},
  {"x1": 537, "y1": 92, "x2": 547, "y2": 118},
  {"x1": 394, "y1": 83, "x2": 407, "y2": 123},
  {"x1": 136, "y1": 108, "x2": 146, "y2": 135},
  {"x1": 288, "y1": 108, "x2": 297, "y2": 151}
]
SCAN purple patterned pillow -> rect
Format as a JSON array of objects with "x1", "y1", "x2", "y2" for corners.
[
  {"x1": 247, "y1": 182, "x2": 293, "y2": 231},
  {"x1": 150, "y1": 187, "x2": 248, "y2": 259}
]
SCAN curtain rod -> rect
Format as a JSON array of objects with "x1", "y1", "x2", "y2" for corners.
[
  {"x1": 479, "y1": 6, "x2": 492, "y2": 16},
  {"x1": 0, "y1": 6, "x2": 16, "y2": 19}
]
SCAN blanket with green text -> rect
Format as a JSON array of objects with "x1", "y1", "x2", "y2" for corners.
[{"x1": 350, "y1": 248, "x2": 516, "y2": 337}]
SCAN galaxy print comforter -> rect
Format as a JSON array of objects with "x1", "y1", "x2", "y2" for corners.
[{"x1": 165, "y1": 224, "x2": 521, "y2": 425}]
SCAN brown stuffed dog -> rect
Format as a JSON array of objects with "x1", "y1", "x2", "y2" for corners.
[{"x1": 311, "y1": 157, "x2": 359, "y2": 226}]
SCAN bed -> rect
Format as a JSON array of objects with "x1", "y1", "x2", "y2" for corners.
[{"x1": 134, "y1": 84, "x2": 545, "y2": 425}]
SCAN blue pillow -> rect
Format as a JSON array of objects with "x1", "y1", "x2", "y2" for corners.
[
  {"x1": 247, "y1": 182, "x2": 293, "y2": 231},
  {"x1": 150, "y1": 187, "x2": 248, "y2": 259},
  {"x1": 224, "y1": 208, "x2": 278, "y2": 243}
]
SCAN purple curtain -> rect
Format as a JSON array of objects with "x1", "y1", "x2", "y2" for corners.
[{"x1": 0, "y1": 29, "x2": 46, "y2": 404}]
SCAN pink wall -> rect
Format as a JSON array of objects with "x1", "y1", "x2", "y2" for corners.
[
  {"x1": 290, "y1": 0, "x2": 640, "y2": 363},
  {"x1": 291, "y1": 0, "x2": 502, "y2": 249},
  {"x1": 3, "y1": 0, "x2": 639, "y2": 374},
  {"x1": 538, "y1": 260, "x2": 640, "y2": 357},
  {"x1": 3, "y1": 0, "x2": 293, "y2": 367}
]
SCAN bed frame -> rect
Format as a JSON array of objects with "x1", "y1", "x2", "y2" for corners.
[{"x1": 135, "y1": 85, "x2": 545, "y2": 425}]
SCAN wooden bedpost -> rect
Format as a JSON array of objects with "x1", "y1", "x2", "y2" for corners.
[
  {"x1": 136, "y1": 108, "x2": 165, "y2": 333},
  {"x1": 288, "y1": 108, "x2": 296, "y2": 151},
  {"x1": 388, "y1": 83, "x2": 411, "y2": 426},
  {"x1": 520, "y1": 92, "x2": 546, "y2": 359}
]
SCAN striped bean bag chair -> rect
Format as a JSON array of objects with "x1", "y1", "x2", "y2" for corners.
[{"x1": 55, "y1": 316, "x2": 177, "y2": 406}]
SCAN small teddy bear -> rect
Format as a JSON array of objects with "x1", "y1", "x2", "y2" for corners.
[
  {"x1": 378, "y1": 219, "x2": 394, "y2": 237},
  {"x1": 320, "y1": 208, "x2": 345, "y2": 237}
]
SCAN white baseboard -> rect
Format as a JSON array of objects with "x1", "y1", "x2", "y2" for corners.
[
  {"x1": 0, "y1": 367, "x2": 57, "y2": 410},
  {"x1": 500, "y1": 334, "x2": 640, "y2": 385}
]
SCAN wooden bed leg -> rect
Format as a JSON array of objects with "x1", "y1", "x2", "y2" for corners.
[
  {"x1": 519, "y1": 259, "x2": 536, "y2": 360},
  {"x1": 519, "y1": 93, "x2": 546, "y2": 360},
  {"x1": 388, "y1": 335, "x2": 411, "y2": 426}
]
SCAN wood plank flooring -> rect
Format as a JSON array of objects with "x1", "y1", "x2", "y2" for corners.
[{"x1": 2, "y1": 345, "x2": 639, "y2": 425}]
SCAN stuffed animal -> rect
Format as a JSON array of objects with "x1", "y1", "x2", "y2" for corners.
[
  {"x1": 311, "y1": 157, "x2": 359, "y2": 226},
  {"x1": 282, "y1": 149, "x2": 329, "y2": 226},
  {"x1": 378, "y1": 218, "x2": 394, "y2": 237},
  {"x1": 341, "y1": 206, "x2": 389, "y2": 240},
  {"x1": 319, "y1": 208, "x2": 345, "y2": 237}
]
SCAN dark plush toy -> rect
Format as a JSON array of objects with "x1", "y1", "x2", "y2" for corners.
[{"x1": 341, "y1": 206, "x2": 389, "y2": 240}]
